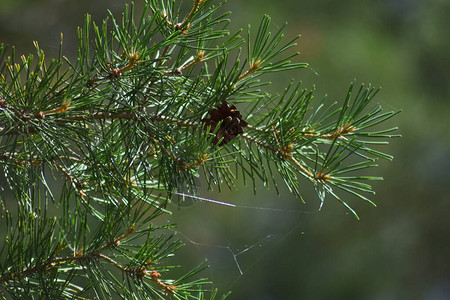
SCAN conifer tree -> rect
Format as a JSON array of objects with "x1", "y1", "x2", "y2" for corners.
[{"x1": 0, "y1": 0, "x2": 399, "y2": 298}]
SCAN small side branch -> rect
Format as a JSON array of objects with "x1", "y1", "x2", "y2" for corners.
[
  {"x1": 0, "y1": 97, "x2": 45, "y2": 122},
  {"x1": 0, "y1": 112, "x2": 199, "y2": 136},
  {"x1": 0, "y1": 153, "x2": 81, "y2": 167},
  {"x1": 173, "y1": 0, "x2": 205, "y2": 32},
  {"x1": 302, "y1": 124, "x2": 356, "y2": 140},
  {"x1": 151, "y1": 137, "x2": 208, "y2": 172},
  {"x1": 243, "y1": 123, "x2": 360, "y2": 181},
  {"x1": 53, "y1": 162, "x2": 86, "y2": 199},
  {"x1": 237, "y1": 59, "x2": 261, "y2": 82},
  {"x1": 149, "y1": 270, "x2": 177, "y2": 294},
  {"x1": 64, "y1": 112, "x2": 199, "y2": 128},
  {"x1": 248, "y1": 123, "x2": 356, "y2": 141},
  {"x1": 241, "y1": 132, "x2": 316, "y2": 180}
]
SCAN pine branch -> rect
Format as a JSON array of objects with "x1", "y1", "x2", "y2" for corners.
[
  {"x1": 0, "y1": 0, "x2": 399, "y2": 297},
  {"x1": 0, "y1": 225, "x2": 134, "y2": 284}
]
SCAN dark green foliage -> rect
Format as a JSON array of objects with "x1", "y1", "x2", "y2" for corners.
[{"x1": 0, "y1": 0, "x2": 398, "y2": 298}]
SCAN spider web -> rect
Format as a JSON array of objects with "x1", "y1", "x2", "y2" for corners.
[{"x1": 167, "y1": 189, "x2": 320, "y2": 293}]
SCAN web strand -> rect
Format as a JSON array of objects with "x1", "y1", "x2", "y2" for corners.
[{"x1": 173, "y1": 192, "x2": 319, "y2": 214}]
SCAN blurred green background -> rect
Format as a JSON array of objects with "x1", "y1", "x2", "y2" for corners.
[{"x1": 1, "y1": 0, "x2": 449, "y2": 299}]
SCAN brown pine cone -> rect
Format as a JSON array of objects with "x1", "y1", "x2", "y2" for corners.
[{"x1": 202, "y1": 101, "x2": 248, "y2": 146}]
